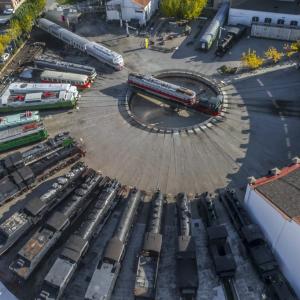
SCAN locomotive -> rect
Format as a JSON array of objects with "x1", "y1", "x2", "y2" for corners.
[
  {"x1": 128, "y1": 73, "x2": 223, "y2": 116},
  {"x1": 128, "y1": 73, "x2": 196, "y2": 106},
  {"x1": 38, "y1": 18, "x2": 124, "y2": 71}
]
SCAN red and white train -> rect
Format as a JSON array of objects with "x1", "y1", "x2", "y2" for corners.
[
  {"x1": 128, "y1": 73, "x2": 223, "y2": 116},
  {"x1": 128, "y1": 73, "x2": 196, "y2": 105}
]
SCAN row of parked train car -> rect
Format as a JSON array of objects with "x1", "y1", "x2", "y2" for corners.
[
  {"x1": 0, "y1": 154, "x2": 297, "y2": 300},
  {"x1": 0, "y1": 132, "x2": 84, "y2": 206}
]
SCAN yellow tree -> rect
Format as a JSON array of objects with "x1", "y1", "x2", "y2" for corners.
[
  {"x1": 0, "y1": 34, "x2": 11, "y2": 47},
  {"x1": 180, "y1": 0, "x2": 207, "y2": 19},
  {"x1": 242, "y1": 49, "x2": 264, "y2": 69},
  {"x1": 264, "y1": 47, "x2": 283, "y2": 63},
  {"x1": 19, "y1": 14, "x2": 33, "y2": 34},
  {"x1": 160, "y1": 0, "x2": 207, "y2": 19},
  {"x1": 0, "y1": 43, "x2": 5, "y2": 56},
  {"x1": 284, "y1": 41, "x2": 300, "y2": 57},
  {"x1": 10, "y1": 19, "x2": 22, "y2": 40}
]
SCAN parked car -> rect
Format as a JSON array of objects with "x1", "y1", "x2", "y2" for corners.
[
  {"x1": 3, "y1": 8, "x2": 14, "y2": 15},
  {"x1": 0, "y1": 53, "x2": 10, "y2": 63}
]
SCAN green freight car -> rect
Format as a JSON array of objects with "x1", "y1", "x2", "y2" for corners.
[{"x1": 0, "y1": 127, "x2": 48, "y2": 153}]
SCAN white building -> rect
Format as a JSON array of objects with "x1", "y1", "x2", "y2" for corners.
[
  {"x1": 106, "y1": 0, "x2": 159, "y2": 25},
  {"x1": 244, "y1": 158, "x2": 300, "y2": 298},
  {"x1": 229, "y1": 0, "x2": 300, "y2": 27}
]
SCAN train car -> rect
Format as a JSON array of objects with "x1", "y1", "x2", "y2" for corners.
[
  {"x1": 84, "y1": 188, "x2": 141, "y2": 300},
  {"x1": 40, "y1": 70, "x2": 91, "y2": 89},
  {"x1": 0, "y1": 141, "x2": 83, "y2": 205},
  {"x1": 0, "y1": 111, "x2": 40, "y2": 130},
  {"x1": 34, "y1": 58, "x2": 97, "y2": 80},
  {"x1": 9, "y1": 170, "x2": 102, "y2": 280},
  {"x1": 128, "y1": 73, "x2": 196, "y2": 105},
  {"x1": 198, "y1": 2, "x2": 229, "y2": 51},
  {"x1": 37, "y1": 18, "x2": 124, "y2": 71},
  {"x1": 0, "y1": 132, "x2": 73, "y2": 180},
  {"x1": 0, "y1": 151, "x2": 23, "y2": 179},
  {"x1": 194, "y1": 94, "x2": 223, "y2": 116},
  {"x1": 215, "y1": 25, "x2": 247, "y2": 57},
  {"x1": 0, "y1": 122, "x2": 48, "y2": 153},
  {"x1": 0, "y1": 163, "x2": 86, "y2": 255},
  {"x1": 176, "y1": 193, "x2": 198, "y2": 299},
  {"x1": 0, "y1": 83, "x2": 78, "y2": 113},
  {"x1": 21, "y1": 132, "x2": 73, "y2": 164},
  {"x1": 37, "y1": 179, "x2": 120, "y2": 300},
  {"x1": 198, "y1": 193, "x2": 237, "y2": 299},
  {"x1": 134, "y1": 190, "x2": 164, "y2": 299},
  {"x1": 220, "y1": 189, "x2": 297, "y2": 300}
]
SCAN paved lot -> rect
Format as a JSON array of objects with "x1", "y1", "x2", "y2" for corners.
[{"x1": 38, "y1": 17, "x2": 300, "y2": 195}]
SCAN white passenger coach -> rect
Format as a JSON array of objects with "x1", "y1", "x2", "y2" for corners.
[{"x1": 38, "y1": 18, "x2": 124, "y2": 71}]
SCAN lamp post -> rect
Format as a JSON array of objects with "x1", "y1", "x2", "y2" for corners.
[{"x1": 217, "y1": 26, "x2": 226, "y2": 47}]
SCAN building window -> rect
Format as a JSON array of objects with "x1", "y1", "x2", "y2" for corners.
[
  {"x1": 290, "y1": 20, "x2": 298, "y2": 27},
  {"x1": 277, "y1": 19, "x2": 285, "y2": 25},
  {"x1": 264, "y1": 18, "x2": 272, "y2": 24},
  {"x1": 252, "y1": 16, "x2": 259, "y2": 23}
]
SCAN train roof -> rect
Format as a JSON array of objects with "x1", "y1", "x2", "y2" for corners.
[
  {"x1": 38, "y1": 18, "x2": 88, "y2": 46},
  {"x1": 0, "y1": 83, "x2": 78, "y2": 105},
  {"x1": 35, "y1": 57, "x2": 96, "y2": 73},
  {"x1": 41, "y1": 70, "x2": 88, "y2": 81},
  {"x1": 44, "y1": 257, "x2": 76, "y2": 289},
  {"x1": 0, "y1": 111, "x2": 40, "y2": 130},
  {"x1": 129, "y1": 73, "x2": 196, "y2": 96},
  {"x1": 7, "y1": 82, "x2": 73, "y2": 91},
  {"x1": 18, "y1": 228, "x2": 53, "y2": 261},
  {"x1": 84, "y1": 262, "x2": 115, "y2": 300},
  {"x1": 24, "y1": 197, "x2": 47, "y2": 217},
  {"x1": 87, "y1": 42, "x2": 122, "y2": 59},
  {"x1": 200, "y1": 2, "x2": 229, "y2": 42},
  {"x1": 0, "y1": 123, "x2": 45, "y2": 143},
  {"x1": 0, "y1": 212, "x2": 28, "y2": 237}
]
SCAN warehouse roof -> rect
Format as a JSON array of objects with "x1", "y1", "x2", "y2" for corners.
[
  {"x1": 231, "y1": 0, "x2": 300, "y2": 15},
  {"x1": 253, "y1": 162, "x2": 300, "y2": 222}
]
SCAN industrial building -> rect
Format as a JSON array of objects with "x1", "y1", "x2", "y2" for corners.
[
  {"x1": 106, "y1": 0, "x2": 159, "y2": 25},
  {"x1": 244, "y1": 158, "x2": 300, "y2": 298},
  {"x1": 228, "y1": 0, "x2": 300, "y2": 41}
]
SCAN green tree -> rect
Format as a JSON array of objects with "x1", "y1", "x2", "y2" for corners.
[
  {"x1": 242, "y1": 49, "x2": 264, "y2": 69},
  {"x1": 160, "y1": 0, "x2": 207, "y2": 20}
]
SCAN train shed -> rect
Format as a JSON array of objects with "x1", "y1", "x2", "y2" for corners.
[{"x1": 244, "y1": 157, "x2": 300, "y2": 298}]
